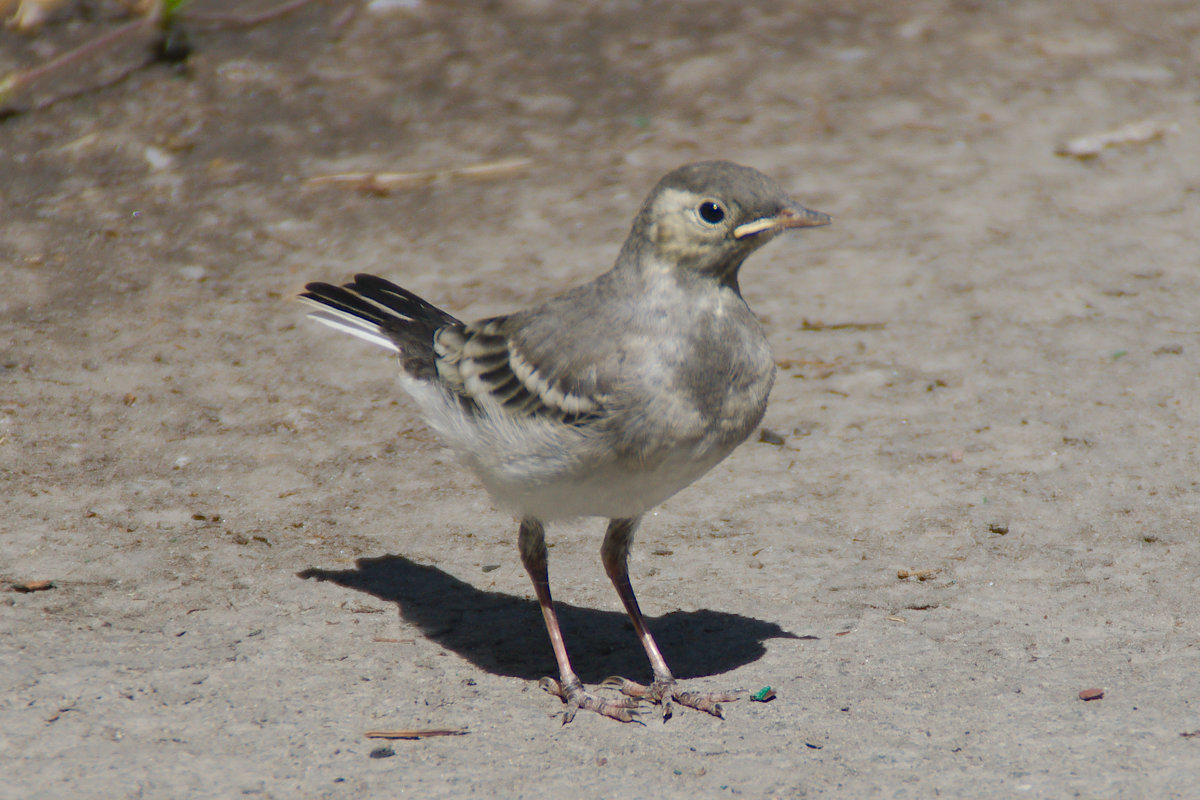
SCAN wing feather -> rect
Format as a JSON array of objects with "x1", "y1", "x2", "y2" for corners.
[{"x1": 435, "y1": 317, "x2": 604, "y2": 424}]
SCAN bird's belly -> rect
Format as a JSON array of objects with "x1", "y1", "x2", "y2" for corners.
[
  {"x1": 405, "y1": 346, "x2": 772, "y2": 522},
  {"x1": 479, "y1": 441, "x2": 739, "y2": 521},
  {"x1": 470, "y1": 389, "x2": 766, "y2": 521}
]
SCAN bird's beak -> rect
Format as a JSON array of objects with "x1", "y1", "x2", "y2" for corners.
[{"x1": 733, "y1": 204, "x2": 831, "y2": 240}]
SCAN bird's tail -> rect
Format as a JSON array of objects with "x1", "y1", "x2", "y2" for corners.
[{"x1": 299, "y1": 274, "x2": 462, "y2": 376}]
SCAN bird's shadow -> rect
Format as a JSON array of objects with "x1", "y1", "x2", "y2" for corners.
[{"x1": 299, "y1": 554, "x2": 802, "y2": 683}]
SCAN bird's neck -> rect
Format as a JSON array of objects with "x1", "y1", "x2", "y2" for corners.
[{"x1": 612, "y1": 249, "x2": 747, "y2": 300}]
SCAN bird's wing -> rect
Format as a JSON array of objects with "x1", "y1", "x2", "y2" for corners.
[{"x1": 434, "y1": 317, "x2": 606, "y2": 424}]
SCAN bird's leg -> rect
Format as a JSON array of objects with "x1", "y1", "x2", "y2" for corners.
[
  {"x1": 600, "y1": 517, "x2": 738, "y2": 720},
  {"x1": 518, "y1": 518, "x2": 639, "y2": 724}
]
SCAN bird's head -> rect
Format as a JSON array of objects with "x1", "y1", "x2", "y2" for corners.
[{"x1": 626, "y1": 161, "x2": 830, "y2": 284}]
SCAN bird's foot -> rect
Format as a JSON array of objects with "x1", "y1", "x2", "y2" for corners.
[
  {"x1": 539, "y1": 676, "x2": 642, "y2": 724},
  {"x1": 603, "y1": 676, "x2": 738, "y2": 721}
]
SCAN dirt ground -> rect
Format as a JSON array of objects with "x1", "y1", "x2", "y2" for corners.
[{"x1": 3, "y1": 0, "x2": 1200, "y2": 797}]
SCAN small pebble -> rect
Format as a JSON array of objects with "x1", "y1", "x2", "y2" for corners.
[
  {"x1": 758, "y1": 428, "x2": 786, "y2": 446},
  {"x1": 11, "y1": 579, "x2": 55, "y2": 592},
  {"x1": 368, "y1": 0, "x2": 422, "y2": 11},
  {"x1": 1079, "y1": 688, "x2": 1105, "y2": 701},
  {"x1": 144, "y1": 145, "x2": 173, "y2": 171}
]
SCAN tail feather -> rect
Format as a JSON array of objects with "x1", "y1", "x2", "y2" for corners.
[{"x1": 299, "y1": 274, "x2": 463, "y2": 379}]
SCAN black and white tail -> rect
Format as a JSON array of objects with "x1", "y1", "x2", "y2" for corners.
[{"x1": 299, "y1": 274, "x2": 462, "y2": 378}]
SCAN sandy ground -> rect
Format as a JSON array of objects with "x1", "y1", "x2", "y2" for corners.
[{"x1": 3, "y1": 0, "x2": 1200, "y2": 797}]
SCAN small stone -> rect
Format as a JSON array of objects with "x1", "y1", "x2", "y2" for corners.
[
  {"x1": 1079, "y1": 688, "x2": 1104, "y2": 701},
  {"x1": 11, "y1": 579, "x2": 55, "y2": 592},
  {"x1": 758, "y1": 428, "x2": 786, "y2": 446},
  {"x1": 144, "y1": 146, "x2": 174, "y2": 171},
  {"x1": 367, "y1": 0, "x2": 421, "y2": 11}
]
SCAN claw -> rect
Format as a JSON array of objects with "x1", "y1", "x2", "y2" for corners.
[
  {"x1": 605, "y1": 675, "x2": 738, "y2": 720},
  {"x1": 601, "y1": 675, "x2": 644, "y2": 694},
  {"x1": 677, "y1": 690, "x2": 723, "y2": 719},
  {"x1": 538, "y1": 676, "x2": 641, "y2": 723},
  {"x1": 539, "y1": 676, "x2": 567, "y2": 701}
]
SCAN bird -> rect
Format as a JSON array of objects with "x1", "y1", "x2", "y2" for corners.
[{"x1": 299, "y1": 161, "x2": 830, "y2": 723}]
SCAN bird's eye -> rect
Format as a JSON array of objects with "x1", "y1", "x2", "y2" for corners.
[{"x1": 698, "y1": 200, "x2": 726, "y2": 225}]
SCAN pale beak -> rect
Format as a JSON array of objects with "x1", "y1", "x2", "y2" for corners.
[{"x1": 733, "y1": 204, "x2": 831, "y2": 240}]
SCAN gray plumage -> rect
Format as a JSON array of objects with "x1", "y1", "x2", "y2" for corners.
[{"x1": 300, "y1": 160, "x2": 830, "y2": 723}]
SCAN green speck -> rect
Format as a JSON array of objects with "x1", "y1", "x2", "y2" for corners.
[
  {"x1": 163, "y1": 0, "x2": 191, "y2": 19},
  {"x1": 1111, "y1": 350, "x2": 1128, "y2": 360},
  {"x1": 752, "y1": 686, "x2": 774, "y2": 701},
  {"x1": 632, "y1": 115, "x2": 651, "y2": 129}
]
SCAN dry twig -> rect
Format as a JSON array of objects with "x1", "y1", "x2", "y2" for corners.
[
  {"x1": 306, "y1": 157, "x2": 533, "y2": 194},
  {"x1": 364, "y1": 729, "x2": 469, "y2": 740},
  {"x1": 897, "y1": 568, "x2": 937, "y2": 581},
  {"x1": 1056, "y1": 119, "x2": 1179, "y2": 159}
]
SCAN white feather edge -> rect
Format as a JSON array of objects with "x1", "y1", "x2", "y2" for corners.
[{"x1": 302, "y1": 306, "x2": 400, "y2": 352}]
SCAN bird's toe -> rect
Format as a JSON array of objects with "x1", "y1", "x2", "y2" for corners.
[
  {"x1": 604, "y1": 675, "x2": 738, "y2": 720},
  {"x1": 539, "y1": 676, "x2": 642, "y2": 724}
]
